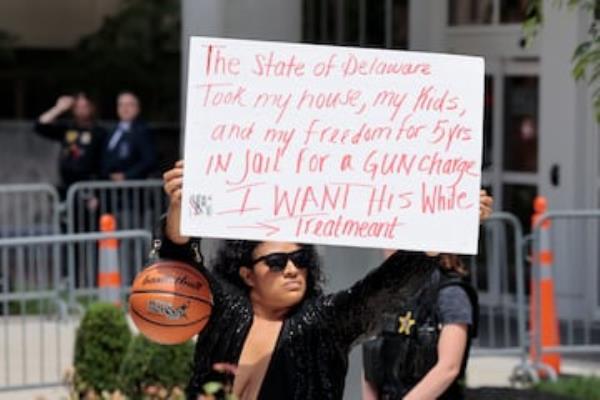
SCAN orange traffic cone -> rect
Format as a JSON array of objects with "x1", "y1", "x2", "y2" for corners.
[
  {"x1": 98, "y1": 214, "x2": 121, "y2": 305},
  {"x1": 529, "y1": 196, "x2": 561, "y2": 375}
]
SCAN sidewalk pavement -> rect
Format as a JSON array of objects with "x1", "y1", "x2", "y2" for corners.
[{"x1": 467, "y1": 355, "x2": 600, "y2": 387}]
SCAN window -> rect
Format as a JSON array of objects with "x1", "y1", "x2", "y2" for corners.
[
  {"x1": 448, "y1": 0, "x2": 530, "y2": 26},
  {"x1": 303, "y1": 0, "x2": 408, "y2": 49},
  {"x1": 500, "y1": 0, "x2": 529, "y2": 23},
  {"x1": 503, "y1": 76, "x2": 538, "y2": 172},
  {"x1": 364, "y1": 0, "x2": 385, "y2": 47},
  {"x1": 448, "y1": 0, "x2": 493, "y2": 25}
]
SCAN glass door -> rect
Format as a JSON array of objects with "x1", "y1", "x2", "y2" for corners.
[
  {"x1": 483, "y1": 59, "x2": 539, "y2": 231},
  {"x1": 474, "y1": 59, "x2": 539, "y2": 310}
]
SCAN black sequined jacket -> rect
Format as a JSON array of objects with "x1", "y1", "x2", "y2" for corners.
[{"x1": 158, "y1": 235, "x2": 436, "y2": 400}]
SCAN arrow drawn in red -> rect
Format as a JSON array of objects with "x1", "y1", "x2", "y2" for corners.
[{"x1": 228, "y1": 222, "x2": 280, "y2": 236}]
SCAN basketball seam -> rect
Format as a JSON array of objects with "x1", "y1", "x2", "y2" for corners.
[
  {"x1": 140, "y1": 264, "x2": 210, "y2": 285},
  {"x1": 130, "y1": 289, "x2": 213, "y2": 305},
  {"x1": 130, "y1": 306, "x2": 211, "y2": 327}
]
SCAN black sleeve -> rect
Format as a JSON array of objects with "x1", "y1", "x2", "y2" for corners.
[
  {"x1": 325, "y1": 251, "x2": 436, "y2": 349},
  {"x1": 124, "y1": 125, "x2": 157, "y2": 179},
  {"x1": 34, "y1": 121, "x2": 67, "y2": 141}
]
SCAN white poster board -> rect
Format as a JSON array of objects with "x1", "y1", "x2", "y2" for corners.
[{"x1": 181, "y1": 37, "x2": 484, "y2": 254}]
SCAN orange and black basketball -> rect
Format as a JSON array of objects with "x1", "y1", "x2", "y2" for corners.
[{"x1": 129, "y1": 260, "x2": 213, "y2": 345}]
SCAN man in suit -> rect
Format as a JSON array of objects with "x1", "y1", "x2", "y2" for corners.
[{"x1": 101, "y1": 91, "x2": 156, "y2": 180}]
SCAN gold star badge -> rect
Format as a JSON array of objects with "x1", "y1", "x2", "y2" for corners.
[
  {"x1": 65, "y1": 130, "x2": 78, "y2": 144},
  {"x1": 398, "y1": 311, "x2": 416, "y2": 335}
]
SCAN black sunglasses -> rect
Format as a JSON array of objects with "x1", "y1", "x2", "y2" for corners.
[{"x1": 251, "y1": 248, "x2": 312, "y2": 272}]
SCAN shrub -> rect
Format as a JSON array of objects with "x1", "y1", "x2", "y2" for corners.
[
  {"x1": 119, "y1": 334, "x2": 194, "y2": 399},
  {"x1": 536, "y1": 375, "x2": 600, "y2": 400},
  {"x1": 73, "y1": 302, "x2": 132, "y2": 394}
]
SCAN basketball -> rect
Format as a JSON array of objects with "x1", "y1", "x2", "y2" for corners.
[{"x1": 129, "y1": 260, "x2": 213, "y2": 345}]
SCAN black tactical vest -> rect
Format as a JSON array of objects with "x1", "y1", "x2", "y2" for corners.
[{"x1": 362, "y1": 268, "x2": 478, "y2": 400}]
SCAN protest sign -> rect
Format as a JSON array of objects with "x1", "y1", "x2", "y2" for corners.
[{"x1": 181, "y1": 37, "x2": 484, "y2": 254}]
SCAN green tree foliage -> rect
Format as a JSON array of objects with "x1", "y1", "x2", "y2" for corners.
[
  {"x1": 525, "y1": 0, "x2": 600, "y2": 120},
  {"x1": 73, "y1": 303, "x2": 132, "y2": 394},
  {"x1": 73, "y1": 0, "x2": 181, "y2": 121},
  {"x1": 118, "y1": 334, "x2": 194, "y2": 399}
]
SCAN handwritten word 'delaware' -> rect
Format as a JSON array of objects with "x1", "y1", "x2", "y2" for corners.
[{"x1": 341, "y1": 53, "x2": 431, "y2": 77}]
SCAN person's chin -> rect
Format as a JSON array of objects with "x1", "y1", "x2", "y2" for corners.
[{"x1": 280, "y1": 290, "x2": 305, "y2": 306}]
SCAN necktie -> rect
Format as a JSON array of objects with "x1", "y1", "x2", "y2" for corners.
[{"x1": 107, "y1": 122, "x2": 130, "y2": 150}]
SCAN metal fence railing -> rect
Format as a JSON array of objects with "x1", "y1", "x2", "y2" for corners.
[
  {"x1": 62, "y1": 230, "x2": 152, "y2": 307},
  {"x1": 0, "y1": 184, "x2": 61, "y2": 238},
  {"x1": 530, "y1": 210, "x2": 600, "y2": 380},
  {"x1": 64, "y1": 180, "x2": 167, "y2": 234},
  {"x1": 0, "y1": 230, "x2": 151, "y2": 392},
  {"x1": 467, "y1": 212, "x2": 536, "y2": 382}
]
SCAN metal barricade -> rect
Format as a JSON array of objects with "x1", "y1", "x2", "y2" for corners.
[
  {"x1": 0, "y1": 230, "x2": 151, "y2": 391},
  {"x1": 64, "y1": 180, "x2": 165, "y2": 295},
  {"x1": 468, "y1": 213, "x2": 535, "y2": 381},
  {"x1": 65, "y1": 179, "x2": 167, "y2": 234},
  {"x1": 530, "y1": 210, "x2": 600, "y2": 379},
  {"x1": 63, "y1": 230, "x2": 152, "y2": 307},
  {"x1": 0, "y1": 184, "x2": 61, "y2": 237}
]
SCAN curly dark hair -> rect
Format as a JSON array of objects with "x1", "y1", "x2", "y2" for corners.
[{"x1": 211, "y1": 240, "x2": 325, "y2": 299}]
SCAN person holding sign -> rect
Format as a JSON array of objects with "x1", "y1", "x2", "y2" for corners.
[{"x1": 160, "y1": 161, "x2": 492, "y2": 400}]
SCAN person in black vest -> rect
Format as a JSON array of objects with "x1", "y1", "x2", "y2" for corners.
[
  {"x1": 34, "y1": 93, "x2": 106, "y2": 198},
  {"x1": 362, "y1": 192, "x2": 492, "y2": 400},
  {"x1": 101, "y1": 91, "x2": 156, "y2": 181}
]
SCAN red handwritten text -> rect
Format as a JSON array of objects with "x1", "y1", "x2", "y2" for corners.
[
  {"x1": 253, "y1": 52, "x2": 306, "y2": 77},
  {"x1": 421, "y1": 183, "x2": 474, "y2": 214}
]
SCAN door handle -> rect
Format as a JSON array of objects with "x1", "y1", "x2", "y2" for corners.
[{"x1": 550, "y1": 164, "x2": 560, "y2": 187}]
